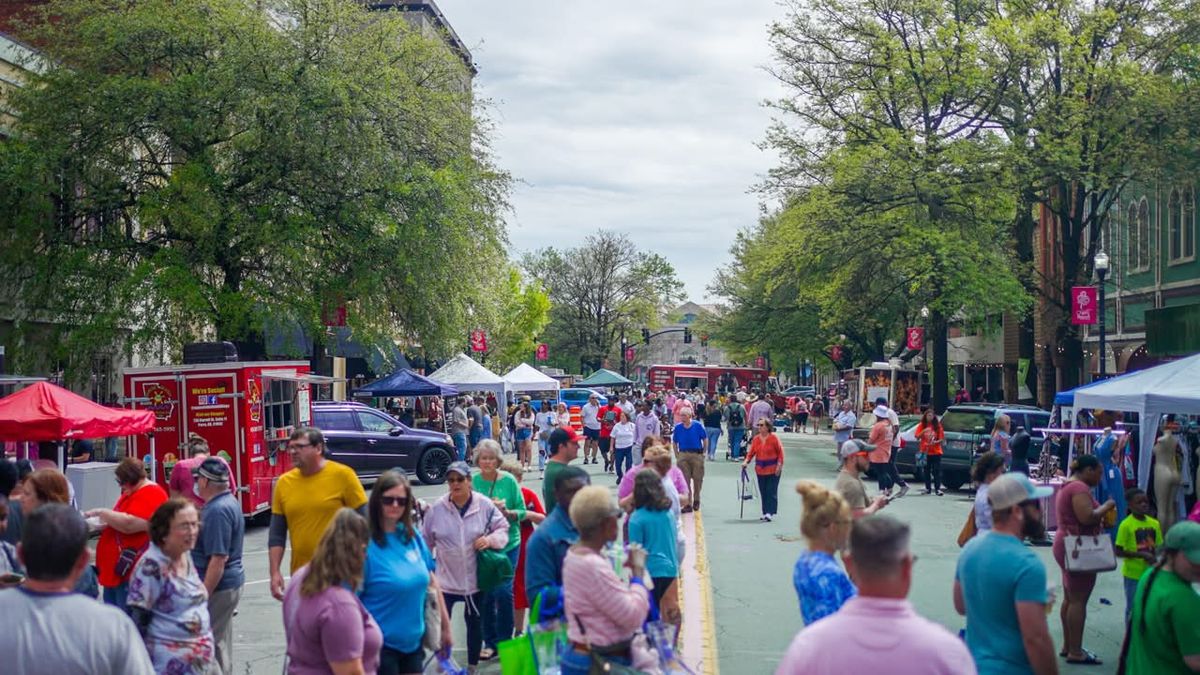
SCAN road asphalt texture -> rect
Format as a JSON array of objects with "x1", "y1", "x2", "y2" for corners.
[{"x1": 231, "y1": 430, "x2": 1126, "y2": 674}]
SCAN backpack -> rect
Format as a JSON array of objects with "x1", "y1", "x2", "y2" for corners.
[{"x1": 728, "y1": 405, "x2": 744, "y2": 427}]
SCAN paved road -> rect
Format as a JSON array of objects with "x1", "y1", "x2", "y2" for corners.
[
  {"x1": 705, "y1": 431, "x2": 1126, "y2": 675},
  {"x1": 229, "y1": 433, "x2": 1127, "y2": 674}
]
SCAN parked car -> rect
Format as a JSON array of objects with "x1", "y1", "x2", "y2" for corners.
[
  {"x1": 312, "y1": 401, "x2": 456, "y2": 485},
  {"x1": 940, "y1": 403, "x2": 1052, "y2": 489},
  {"x1": 781, "y1": 385, "x2": 816, "y2": 397}
]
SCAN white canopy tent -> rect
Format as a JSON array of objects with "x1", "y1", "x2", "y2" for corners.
[
  {"x1": 503, "y1": 363, "x2": 560, "y2": 394},
  {"x1": 1073, "y1": 352, "x2": 1200, "y2": 489},
  {"x1": 428, "y1": 353, "x2": 508, "y2": 405}
]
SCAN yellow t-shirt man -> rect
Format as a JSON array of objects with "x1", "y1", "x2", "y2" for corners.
[{"x1": 271, "y1": 460, "x2": 367, "y2": 573}]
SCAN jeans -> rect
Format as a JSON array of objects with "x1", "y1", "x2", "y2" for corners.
[
  {"x1": 757, "y1": 473, "x2": 780, "y2": 516},
  {"x1": 704, "y1": 427, "x2": 722, "y2": 460},
  {"x1": 538, "y1": 439, "x2": 548, "y2": 471},
  {"x1": 102, "y1": 582, "x2": 129, "y2": 615},
  {"x1": 614, "y1": 446, "x2": 634, "y2": 480},
  {"x1": 452, "y1": 432, "x2": 468, "y2": 461},
  {"x1": 728, "y1": 428, "x2": 746, "y2": 459},
  {"x1": 1124, "y1": 576, "x2": 1138, "y2": 624},
  {"x1": 469, "y1": 428, "x2": 484, "y2": 454},
  {"x1": 871, "y1": 461, "x2": 894, "y2": 492},
  {"x1": 104, "y1": 437, "x2": 120, "y2": 461},
  {"x1": 923, "y1": 454, "x2": 943, "y2": 492},
  {"x1": 444, "y1": 591, "x2": 485, "y2": 665},
  {"x1": 561, "y1": 648, "x2": 631, "y2": 675},
  {"x1": 481, "y1": 547, "x2": 520, "y2": 650}
]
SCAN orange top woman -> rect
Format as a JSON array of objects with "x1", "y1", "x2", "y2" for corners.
[
  {"x1": 915, "y1": 409, "x2": 946, "y2": 495},
  {"x1": 743, "y1": 419, "x2": 785, "y2": 521}
]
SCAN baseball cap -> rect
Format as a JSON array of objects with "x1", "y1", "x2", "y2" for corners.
[
  {"x1": 988, "y1": 473, "x2": 1054, "y2": 512},
  {"x1": 1165, "y1": 520, "x2": 1200, "y2": 564},
  {"x1": 549, "y1": 426, "x2": 580, "y2": 448},
  {"x1": 446, "y1": 461, "x2": 472, "y2": 479},
  {"x1": 193, "y1": 457, "x2": 229, "y2": 482},
  {"x1": 838, "y1": 439, "x2": 870, "y2": 463},
  {"x1": 875, "y1": 396, "x2": 888, "y2": 406}
]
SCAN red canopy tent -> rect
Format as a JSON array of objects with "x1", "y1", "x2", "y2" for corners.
[{"x1": 0, "y1": 383, "x2": 155, "y2": 468}]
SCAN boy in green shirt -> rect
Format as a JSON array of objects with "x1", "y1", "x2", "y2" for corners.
[{"x1": 1115, "y1": 488, "x2": 1162, "y2": 622}]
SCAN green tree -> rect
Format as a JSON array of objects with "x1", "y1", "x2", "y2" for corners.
[
  {"x1": 0, "y1": 0, "x2": 509, "y2": 377},
  {"x1": 471, "y1": 267, "x2": 551, "y2": 372},
  {"x1": 523, "y1": 231, "x2": 684, "y2": 374}
]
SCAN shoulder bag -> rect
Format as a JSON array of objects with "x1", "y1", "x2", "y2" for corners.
[
  {"x1": 956, "y1": 507, "x2": 977, "y2": 548},
  {"x1": 477, "y1": 481, "x2": 515, "y2": 593},
  {"x1": 1063, "y1": 533, "x2": 1118, "y2": 573}
]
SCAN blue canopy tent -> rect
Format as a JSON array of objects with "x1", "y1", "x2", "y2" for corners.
[{"x1": 353, "y1": 369, "x2": 459, "y2": 398}]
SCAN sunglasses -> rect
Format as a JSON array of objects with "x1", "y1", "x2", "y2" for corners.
[
  {"x1": 446, "y1": 475, "x2": 468, "y2": 484},
  {"x1": 380, "y1": 496, "x2": 409, "y2": 507}
]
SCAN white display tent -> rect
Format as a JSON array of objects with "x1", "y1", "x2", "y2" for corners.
[
  {"x1": 1073, "y1": 352, "x2": 1200, "y2": 489},
  {"x1": 428, "y1": 353, "x2": 508, "y2": 405},
  {"x1": 503, "y1": 363, "x2": 560, "y2": 393}
]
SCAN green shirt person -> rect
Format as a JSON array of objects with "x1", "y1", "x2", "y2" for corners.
[
  {"x1": 1126, "y1": 520, "x2": 1200, "y2": 674},
  {"x1": 542, "y1": 427, "x2": 582, "y2": 514},
  {"x1": 472, "y1": 441, "x2": 526, "y2": 552}
]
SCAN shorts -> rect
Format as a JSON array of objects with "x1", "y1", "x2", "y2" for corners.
[
  {"x1": 379, "y1": 646, "x2": 425, "y2": 675},
  {"x1": 793, "y1": 413, "x2": 808, "y2": 424},
  {"x1": 583, "y1": 427, "x2": 601, "y2": 440},
  {"x1": 516, "y1": 428, "x2": 532, "y2": 441}
]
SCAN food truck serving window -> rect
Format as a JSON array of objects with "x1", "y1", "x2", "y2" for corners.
[{"x1": 265, "y1": 379, "x2": 297, "y2": 431}]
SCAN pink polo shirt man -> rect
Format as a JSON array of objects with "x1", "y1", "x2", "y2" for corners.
[{"x1": 776, "y1": 596, "x2": 975, "y2": 675}]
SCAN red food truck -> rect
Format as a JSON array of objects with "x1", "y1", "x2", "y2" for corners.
[
  {"x1": 122, "y1": 360, "x2": 330, "y2": 517},
  {"x1": 646, "y1": 364, "x2": 777, "y2": 397}
]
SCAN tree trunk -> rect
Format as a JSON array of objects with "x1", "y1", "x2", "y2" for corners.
[{"x1": 931, "y1": 309, "x2": 949, "y2": 413}]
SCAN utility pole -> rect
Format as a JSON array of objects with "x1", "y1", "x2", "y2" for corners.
[{"x1": 620, "y1": 327, "x2": 628, "y2": 378}]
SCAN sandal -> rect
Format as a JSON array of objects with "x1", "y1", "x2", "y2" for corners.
[{"x1": 1065, "y1": 650, "x2": 1102, "y2": 666}]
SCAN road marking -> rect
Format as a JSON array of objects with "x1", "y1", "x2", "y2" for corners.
[{"x1": 693, "y1": 509, "x2": 720, "y2": 675}]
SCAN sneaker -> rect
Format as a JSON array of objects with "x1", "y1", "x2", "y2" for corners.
[
  {"x1": 896, "y1": 484, "x2": 910, "y2": 499},
  {"x1": 765, "y1": 514, "x2": 773, "y2": 522},
  {"x1": 760, "y1": 515, "x2": 768, "y2": 522},
  {"x1": 936, "y1": 489, "x2": 945, "y2": 496},
  {"x1": 920, "y1": 489, "x2": 932, "y2": 495}
]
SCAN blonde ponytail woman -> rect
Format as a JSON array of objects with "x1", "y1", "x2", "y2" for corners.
[{"x1": 791, "y1": 481, "x2": 855, "y2": 625}]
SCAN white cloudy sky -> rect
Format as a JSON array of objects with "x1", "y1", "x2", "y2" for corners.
[{"x1": 435, "y1": 0, "x2": 786, "y2": 301}]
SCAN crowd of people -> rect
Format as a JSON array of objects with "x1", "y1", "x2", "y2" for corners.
[{"x1": 3, "y1": 382, "x2": 1199, "y2": 675}]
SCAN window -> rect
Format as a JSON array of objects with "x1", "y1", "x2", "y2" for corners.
[
  {"x1": 357, "y1": 411, "x2": 396, "y2": 433},
  {"x1": 313, "y1": 410, "x2": 356, "y2": 431},
  {"x1": 1169, "y1": 188, "x2": 1185, "y2": 262},
  {"x1": 264, "y1": 379, "x2": 297, "y2": 431},
  {"x1": 1106, "y1": 199, "x2": 1119, "y2": 282},
  {"x1": 941, "y1": 411, "x2": 994, "y2": 434},
  {"x1": 1186, "y1": 186, "x2": 1196, "y2": 261},
  {"x1": 1127, "y1": 201, "x2": 1140, "y2": 271},
  {"x1": 1139, "y1": 197, "x2": 1151, "y2": 270}
]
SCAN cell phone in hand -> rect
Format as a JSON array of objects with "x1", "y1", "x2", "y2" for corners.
[{"x1": 0, "y1": 573, "x2": 25, "y2": 584}]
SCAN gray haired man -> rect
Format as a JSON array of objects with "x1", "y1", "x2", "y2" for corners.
[{"x1": 193, "y1": 458, "x2": 244, "y2": 674}]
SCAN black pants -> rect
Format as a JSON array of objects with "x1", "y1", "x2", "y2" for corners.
[
  {"x1": 379, "y1": 646, "x2": 426, "y2": 675},
  {"x1": 888, "y1": 448, "x2": 907, "y2": 487},
  {"x1": 871, "y1": 462, "x2": 893, "y2": 491},
  {"x1": 443, "y1": 591, "x2": 484, "y2": 665},
  {"x1": 757, "y1": 473, "x2": 780, "y2": 515},
  {"x1": 923, "y1": 454, "x2": 943, "y2": 492}
]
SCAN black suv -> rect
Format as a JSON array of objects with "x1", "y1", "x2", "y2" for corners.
[{"x1": 312, "y1": 401, "x2": 455, "y2": 485}]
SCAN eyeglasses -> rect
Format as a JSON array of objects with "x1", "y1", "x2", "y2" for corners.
[
  {"x1": 380, "y1": 496, "x2": 409, "y2": 507},
  {"x1": 286, "y1": 442, "x2": 313, "y2": 451},
  {"x1": 446, "y1": 475, "x2": 467, "y2": 484}
]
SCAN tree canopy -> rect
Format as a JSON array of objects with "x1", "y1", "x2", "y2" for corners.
[{"x1": 0, "y1": 0, "x2": 511, "y2": 376}]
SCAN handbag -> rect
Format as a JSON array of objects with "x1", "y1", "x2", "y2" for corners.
[
  {"x1": 498, "y1": 590, "x2": 569, "y2": 675},
  {"x1": 112, "y1": 526, "x2": 147, "y2": 580},
  {"x1": 477, "y1": 548, "x2": 514, "y2": 594},
  {"x1": 421, "y1": 580, "x2": 442, "y2": 653},
  {"x1": 956, "y1": 507, "x2": 977, "y2": 548},
  {"x1": 1063, "y1": 532, "x2": 1118, "y2": 573}
]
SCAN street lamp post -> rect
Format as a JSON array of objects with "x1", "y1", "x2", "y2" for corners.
[{"x1": 1095, "y1": 251, "x2": 1110, "y2": 378}]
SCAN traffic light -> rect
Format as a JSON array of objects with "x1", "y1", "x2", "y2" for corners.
[
  {"x1": 684, "y1": 327, "x2": 692, "y2": 344},
  {"x1": 642, "y1": 328, "x2": 650, "y2": 344}
]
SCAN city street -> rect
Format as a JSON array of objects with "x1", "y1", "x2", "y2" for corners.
[{"x1": 230, "y1": 430, "x2": 1128, "y2": 675}]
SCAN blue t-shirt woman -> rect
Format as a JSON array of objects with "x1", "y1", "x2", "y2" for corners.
[{"x1": 359, "y1": 530, "x2": 436, "y2": 656}]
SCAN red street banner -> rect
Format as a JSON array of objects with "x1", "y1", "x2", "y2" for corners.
[
  {"x1": 469, "y1": 330, "x2": 488, "y2": 352},
  {"x1": 1071, "y1": 286, "x2": 1098, "y2": 325},
  {"x1": 625, "y1": 347, "x2": 635, "y2": 362},
  {"x1": 535, "y1": 343, "x2": 548, "y2": 361},
  {"x1": 906, "y1": 327, "x2": 925, "y2": 351},
  {"x1": 830, "y1": 345, "x2": 843, "y2": 363},
  {"x1": 322, "y1": 304, "x2": 347, "y2": 327},
  {"x1": 754, "y1": 356, "x2": 766, "y2": 369}
]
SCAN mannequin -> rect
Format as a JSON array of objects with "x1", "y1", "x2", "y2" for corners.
[{"x1": 1153, "y1": 430, "x2": 1182, "y2": 530}]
